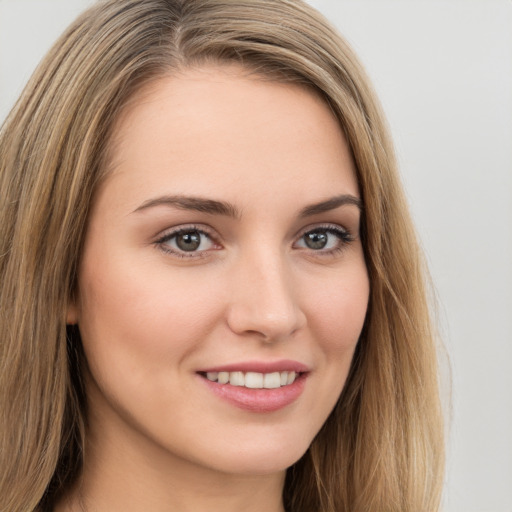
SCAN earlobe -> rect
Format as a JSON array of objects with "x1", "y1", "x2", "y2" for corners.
[{"x1": 66, "y1": 301, "x2": 79, "y2": 325}]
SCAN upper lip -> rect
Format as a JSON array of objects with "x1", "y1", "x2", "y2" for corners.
[{"x1": 197, "y1": 360, "x2": 310, "y2": 374}]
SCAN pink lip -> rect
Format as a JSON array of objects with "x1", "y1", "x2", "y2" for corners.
[
  {"x1": 197, "y1": 359, "x2": 309, "y2": 374},
  {"x1": 196, "y1": 360, "x2": 309, "y2": 413}
]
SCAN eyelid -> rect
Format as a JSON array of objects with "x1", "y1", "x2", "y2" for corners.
[
  {"x1": 293, "y1": 222, "x2": 355, "y2": 253},
  {"x1": 153, "y1": 221, "x2": 356, "y2": 259},
  {"x1": 154, "y1": 224, "x2": 221, "y2": 258},
  {"x1": 294, "y1": 222, "x2": 351, "y2": 240},
  {"x1": 155, "y1": 223, "x2": 217, "y2": 240}
]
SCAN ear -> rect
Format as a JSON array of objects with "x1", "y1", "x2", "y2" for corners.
[{"x1": 66, "y1": 298, "x2": 80, "y2": 325}]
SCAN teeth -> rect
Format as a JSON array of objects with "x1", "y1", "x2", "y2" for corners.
[
  {"x1": 230, "y1": 371, "x2": 245, "y2": 386},
  {"x1": 245, "y1": 372, "x2": 263, "y2": 388},
  {"x1": 263, "y1": 372, "x2": 281, "y2": 389},
  {"x1": 218, "y1": 371, "x2": 229, "y2": 384},
  {"x1": 205, "y1": 370, "x2": 299, "y2": 388}
]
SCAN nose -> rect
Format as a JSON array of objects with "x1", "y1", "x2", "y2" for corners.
[{"x1": 226, "y1": 248, "x2": 307, "y2": 342}]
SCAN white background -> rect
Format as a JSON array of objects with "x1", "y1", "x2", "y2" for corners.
[{"x1": 1, "y1": 1, "x2": 511, "y2": 511}]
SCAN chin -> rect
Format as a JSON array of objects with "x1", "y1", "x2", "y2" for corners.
[{"x1": 194, "y1": 433, "x2": 313, "y2": 476}]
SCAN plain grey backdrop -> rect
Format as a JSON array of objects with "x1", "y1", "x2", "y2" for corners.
[{"x1": 1, "y1": 1, "x2": 511, "y2": 511}]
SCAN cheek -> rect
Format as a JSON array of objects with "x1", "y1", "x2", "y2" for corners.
[
  {"x1": 306, "y1": 265, "x2": 369, "y2": 353},
  {"x1": 76, "y1": 250, "x2": 222, "y2": 378},
  {"x1": 291, "y1": 262, "x2": 369, "y2": 440}
]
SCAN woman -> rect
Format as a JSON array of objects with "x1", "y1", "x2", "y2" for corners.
[{"x1": 0, "y1": 1, "x2": 444, "y2": 511}]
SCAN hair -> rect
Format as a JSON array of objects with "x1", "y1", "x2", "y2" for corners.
[{"x1": 0, "y1": 1, "x2": 445, "y2": 510}]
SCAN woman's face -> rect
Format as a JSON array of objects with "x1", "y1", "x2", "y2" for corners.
[{"x1": 70, "y1": 65, "x2": 369, "y2": 477}]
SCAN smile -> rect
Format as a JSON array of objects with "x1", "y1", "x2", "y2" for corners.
[
  {"x1": 204, "y1": 370, "x2": 298, "y2": 389},
  {"x1": 197, "y1": 361, "x2": 309, "y2": 412}
]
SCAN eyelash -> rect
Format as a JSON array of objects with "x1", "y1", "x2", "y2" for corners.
[
  {"x1": 155, "y1": 224, "x2": 218, "y2": 259},
  {"x1": 154, "y1": 223, "x2": 354, "y2": 259},
  {"x1": 294, "y1": 224, "x2": 354, "y2": 256}
]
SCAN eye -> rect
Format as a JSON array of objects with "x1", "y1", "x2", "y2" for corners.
[
  {"x1": 156, "y1": 226, "x2": 218, "y2": 257},
  {"x1": 295, "y1": 225, "x2": 353, "y2": 253}
]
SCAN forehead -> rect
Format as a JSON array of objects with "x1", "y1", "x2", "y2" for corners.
[{"x1": 100, "y1": 64, "x2": 359, "y2": 211}]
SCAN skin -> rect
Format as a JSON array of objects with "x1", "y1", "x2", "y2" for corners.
[{"x1": 62, "y1": 65, "x2": 369, "y2": 512}]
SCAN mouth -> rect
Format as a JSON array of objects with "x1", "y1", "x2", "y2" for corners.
[
  {"x1": 199, "y1": 370, "x2": 301, "y2": 389},
  {"x1": 196, "y1": 362, "x2": 309, "y2": 412}
]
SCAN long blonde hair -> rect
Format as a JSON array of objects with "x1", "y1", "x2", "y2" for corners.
[{"x1": 0, "y1": 1, "x2": 444, "y2": 510}]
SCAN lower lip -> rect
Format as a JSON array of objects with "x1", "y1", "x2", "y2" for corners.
[{"x1": 199, "y1": 374, "x2": 307, "y2": 413}]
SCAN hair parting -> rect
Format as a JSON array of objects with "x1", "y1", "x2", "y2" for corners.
[{"x1": 0, "y1": 1, "x2": 445, "y2": 511}]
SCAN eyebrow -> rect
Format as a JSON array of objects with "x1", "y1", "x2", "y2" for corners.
[
  {"x1": 132, "y1": 193, "x2": 362, "y2": 218},
  {"x1": 298, "y1": 194, "x2": 362, "y2": 217},
  {"x1": 132, "y1": 195, "x2": 241, "y2": 218}
]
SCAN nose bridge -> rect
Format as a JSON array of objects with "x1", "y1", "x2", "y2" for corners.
[{"x1": 227, "y1": 243, "x2": 305, "y2": 340}]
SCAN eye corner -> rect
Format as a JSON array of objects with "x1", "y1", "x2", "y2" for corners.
[
  {"x1": 293, "y1": 223, "x2": 355, "y2": 255},
  {"x1": 154, "y1": 224, "x2": 222, "y2": 259}
]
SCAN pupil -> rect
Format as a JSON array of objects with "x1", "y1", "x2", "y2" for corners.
[
  {"x1": 177, "y1": 231, "x2": 201, "y2": 251},
  {"x1": 305, "y1": 231, "x2": 327, "y2": 249}
]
